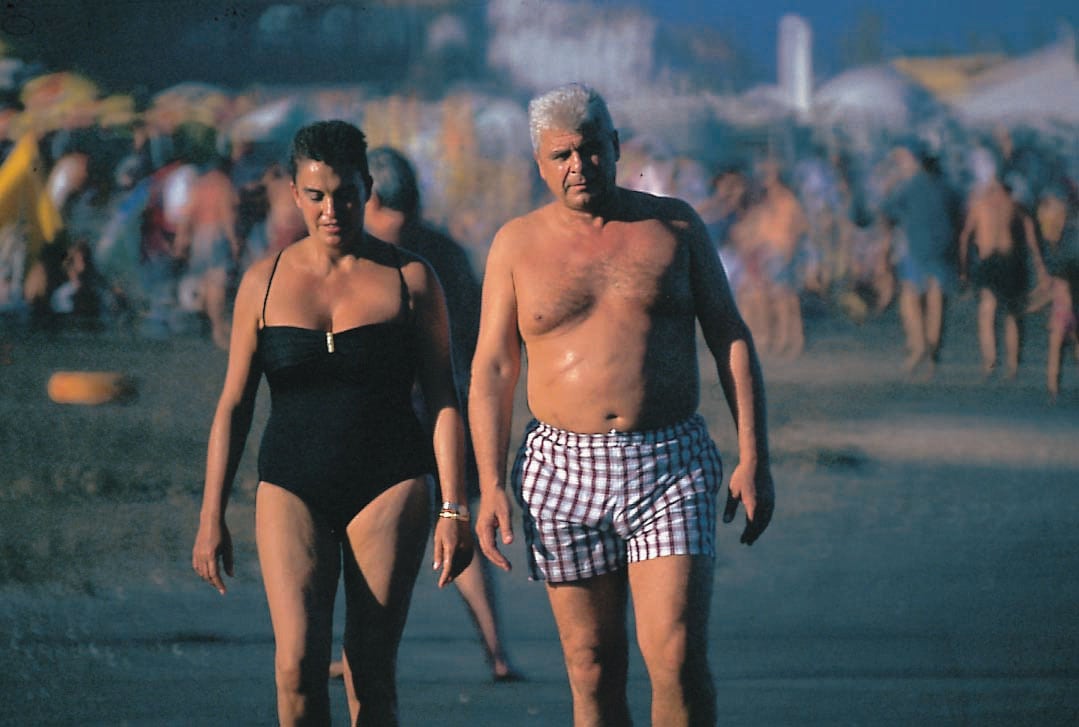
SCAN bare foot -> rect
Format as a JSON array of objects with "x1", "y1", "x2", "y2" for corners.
[
  {"x1": 491, "y1": 662, "x2": 525, "y2": 683},
  {"x1": 904, "y1": 348, "x2": 926, "y2": 374}
]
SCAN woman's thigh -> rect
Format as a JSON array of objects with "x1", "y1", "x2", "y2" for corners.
[
  {"x1": 341, "y1": 477, "x2": 432, "y2": 653},
  {"x1": 256, "y1": 482, "x2": 341, "y2": 665}
]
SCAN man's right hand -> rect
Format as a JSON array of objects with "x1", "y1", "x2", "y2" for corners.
[{"x1": 477, "y1": 488, "x2": 515, "y2": 571}]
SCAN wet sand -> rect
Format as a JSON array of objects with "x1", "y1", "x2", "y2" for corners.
[{"x1": 1, "y1": 300, "x2": 1078, "y2": 725}]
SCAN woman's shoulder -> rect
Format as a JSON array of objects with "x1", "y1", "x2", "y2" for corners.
[{"x1": 233, "y1": 253, "x2": 282, "y2": 309}]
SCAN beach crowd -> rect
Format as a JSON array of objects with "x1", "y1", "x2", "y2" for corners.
[{"x1": 1, "y1": 68, "x2": 1077, "y2": 400}]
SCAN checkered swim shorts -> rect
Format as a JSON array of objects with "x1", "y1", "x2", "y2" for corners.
[{"x1": 512, "y1": 414, "x2": 723, "y2": 583}]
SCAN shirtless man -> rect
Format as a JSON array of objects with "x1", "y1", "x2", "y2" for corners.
[
  {"x1": 470, "y1": 83, "x2": 774, "y2": 726},
  {"x1": 171, "y1": 155, "x2": 241, "y2": 349},
  {"x1": 959, "y1": 159, "x2": 1048, "y2": 378},
  {"x1": 750, "y1": 158, "x2": 808, "y2": 357}
]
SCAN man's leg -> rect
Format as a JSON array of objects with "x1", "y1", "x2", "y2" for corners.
[
  {"x1": 925, "y1": 279, "x2": 944, "y2": 362},
  {"x1": 899, "y1": 283, "x2": 926, "y2": 371},
  {"x1": 546, "y1": 572, "x2": 632, "y2": 726},
  {"x1": 978, "y1": 288, "x2": 998, "y2": 376},
  {"x1": 1003, "y1": 311, "x2": 1020, "y2": 379},
  {"x1": 629, "y1": 555, "x2": 716, "y2": 727},
  {"x1": 453, "y1": 551, "x2": 519, "y2": 679},
  {"x1": 1048, "y1": 317, "x2": 1065, "y2": 401}
]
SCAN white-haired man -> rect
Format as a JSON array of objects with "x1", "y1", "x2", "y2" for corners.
[{"x1": 470, "y1": 82, "x2": 775, "y2": 726}]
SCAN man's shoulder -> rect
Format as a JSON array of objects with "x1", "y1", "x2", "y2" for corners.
[
  {"x1": 493, "y1": 205, "x2": 552, "y2": 246},
  {"x1": 621, "y1": 187, "x2": 695, "y2": 214}
]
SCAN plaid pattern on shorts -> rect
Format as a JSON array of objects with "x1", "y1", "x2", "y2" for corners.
[{"x1": 511, "y1": 414, "x2": 723, "y2": 583}]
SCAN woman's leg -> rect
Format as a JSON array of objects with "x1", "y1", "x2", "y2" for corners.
[
  {"x1": 341, "y1": 477, "x2": 432, "y2": 726},
  {"x1": 256, "y1": 483, "x2": 341, "y2": 726}
]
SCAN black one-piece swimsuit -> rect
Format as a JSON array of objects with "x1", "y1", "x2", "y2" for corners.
[{"x1": 255, "y1": 250, "x2": 434, "y2": 536}]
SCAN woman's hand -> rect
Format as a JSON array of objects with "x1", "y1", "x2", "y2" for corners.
[
  {"x1": 432, "y1": 517, "x2": 474, "y2": 588},
  {"x1": 192, "y1": 518, "x2": 234, "y2": 595}
]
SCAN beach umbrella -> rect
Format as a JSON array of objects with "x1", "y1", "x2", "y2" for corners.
[
  {"x1": 148, "y1": 82, "x2": 233, "y2": 131},
  {"x1": 813, "y1": 65, "x2": 942, "y2": 132},
  {"x1": 16, "y1": 71, "x2": 101, "y2": 135},
  {"x1": 225, "y1": 96, "x2": 307, "y2": 146},
  {"x1": 20, "y1": 71, "x2": 98, "y2": 111}
]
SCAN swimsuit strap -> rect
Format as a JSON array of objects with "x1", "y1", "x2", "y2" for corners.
[
  {"x1": 391, "y1": 245, "x2": 412, "y2": 321},
  {"x1": 261, "y1": 250, "x2": 285, "y2": 327}
]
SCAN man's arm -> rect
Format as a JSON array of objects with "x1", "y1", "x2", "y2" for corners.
[
  {"x1": 468, "y1": 225, "x2": 524, "y2": 570},
  {"x1": 683, "y1": 202, "x2": 774, "y2": 544},
  {"x1": 1020, "y1": 210, "x2": 1049, "y2": 283},
  {"x1": 958, "y1": 201, "x2": 975, "y2": 280}
]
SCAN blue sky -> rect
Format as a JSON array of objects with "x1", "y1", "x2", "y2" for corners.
[{"x1": 630, "y1": 0, "x2": 1079, "y2": 76}]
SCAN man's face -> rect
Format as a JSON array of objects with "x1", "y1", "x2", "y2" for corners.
[
  {"x1": 534, "y1": 122, "x2": 619, "y2": 212},
  {"x1": 291, "y1": 158, "x2": 367, "y2": 248}
]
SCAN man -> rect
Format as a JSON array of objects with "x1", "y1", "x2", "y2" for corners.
[
  {"x1": 470, "y1": 82, "x2": 774, "y2": 726},
  {"x1": 750, "y1": 157, "x2": 809, "y2": 357},
  {"x1": 880, "y1": 140, "x2": 958, "y2": 377},
  {"x1": 361, "y1": 145, "x2": 522, "y2": 682},
  {"x1": 958, "y1": 148, "x2": 1048, "y2": 379}
]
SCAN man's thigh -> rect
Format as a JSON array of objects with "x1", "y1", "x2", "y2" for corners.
[
  {"x1": 628, "y1": 555, "x2": 714, "y2": 660},
  {"x1": 546, "y1": 571, "x2": 630, "y2": 661}
]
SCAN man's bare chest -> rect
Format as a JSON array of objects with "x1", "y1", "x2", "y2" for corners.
[{"x1": 515, "y1": 240, "x2": 688, "y2": 336}]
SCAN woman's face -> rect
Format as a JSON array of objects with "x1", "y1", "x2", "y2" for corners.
[{"x1": 291, "y1": 158, "x2": 367, "y2": 249}]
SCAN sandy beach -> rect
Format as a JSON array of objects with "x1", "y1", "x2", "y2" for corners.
[{"x1": 1, "y1": 299, "x2": 1078, "y2": 726}]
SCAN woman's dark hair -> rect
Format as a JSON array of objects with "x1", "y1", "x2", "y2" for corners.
[{"x1": 288, "y1": 120, "x2": 373, "y2": 194}]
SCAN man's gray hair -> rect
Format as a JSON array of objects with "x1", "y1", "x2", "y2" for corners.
[
  {"x1": 367, "y1": 146, "x2": 420, "y2": 219},
  {"x1": 527, "y1": 83, "x2": 615, "y2": 154}
]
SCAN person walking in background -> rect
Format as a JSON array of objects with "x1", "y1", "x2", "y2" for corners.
[
  {"x1": 748, "y1": 157, "x2": 809, "y2": 358},
  {"x1": 469, "y1": 82, "x2": 774, "y2": 726},
  {"x1": 359, "y1": 145, "x2": 523, "y2": 682},
  {"x1": 958, "y1": 147, "x2": 1049, "y2": 379},
  {"x1": 192, "y1": 120, "x2": 473, "y2": 726},
  {"x1": 171, "y1": 125, "x2": 241, "y2": 350},
  {"x1": 880, "y1": 139, "x2": 958, "y2": 378},
  {"x1": 1036, "y1": 182, "x2": 1079, "y2": 402}
]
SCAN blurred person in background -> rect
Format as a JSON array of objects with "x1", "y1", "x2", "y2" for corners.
[
  {"x1": 748, "y1": 157, "x2": 809, "y2": 358},
  {"x1": 171, "y1": 124, "x2": 241, "y2": 349},
  {"x1": 351, "y1": 144, "x2": 523, "y2": 683},
  {"x1": 880, "y1": 139, "x2": 958, "y2": 378},
  {"x1": 958, "y1": 146, "x2": 1049, "y2": 380},
  {"x1": 1036, "y1": 182, "x2": 1079, "y2": 402}
]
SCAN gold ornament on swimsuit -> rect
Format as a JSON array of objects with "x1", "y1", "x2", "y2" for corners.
[{"x1": 325, "y1": 331, "x2": 335, "y2": 353}]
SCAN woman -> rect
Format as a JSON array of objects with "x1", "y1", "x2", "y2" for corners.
[{"x1": 192, "y1": 120, "x2": 472, "y2": 726}]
